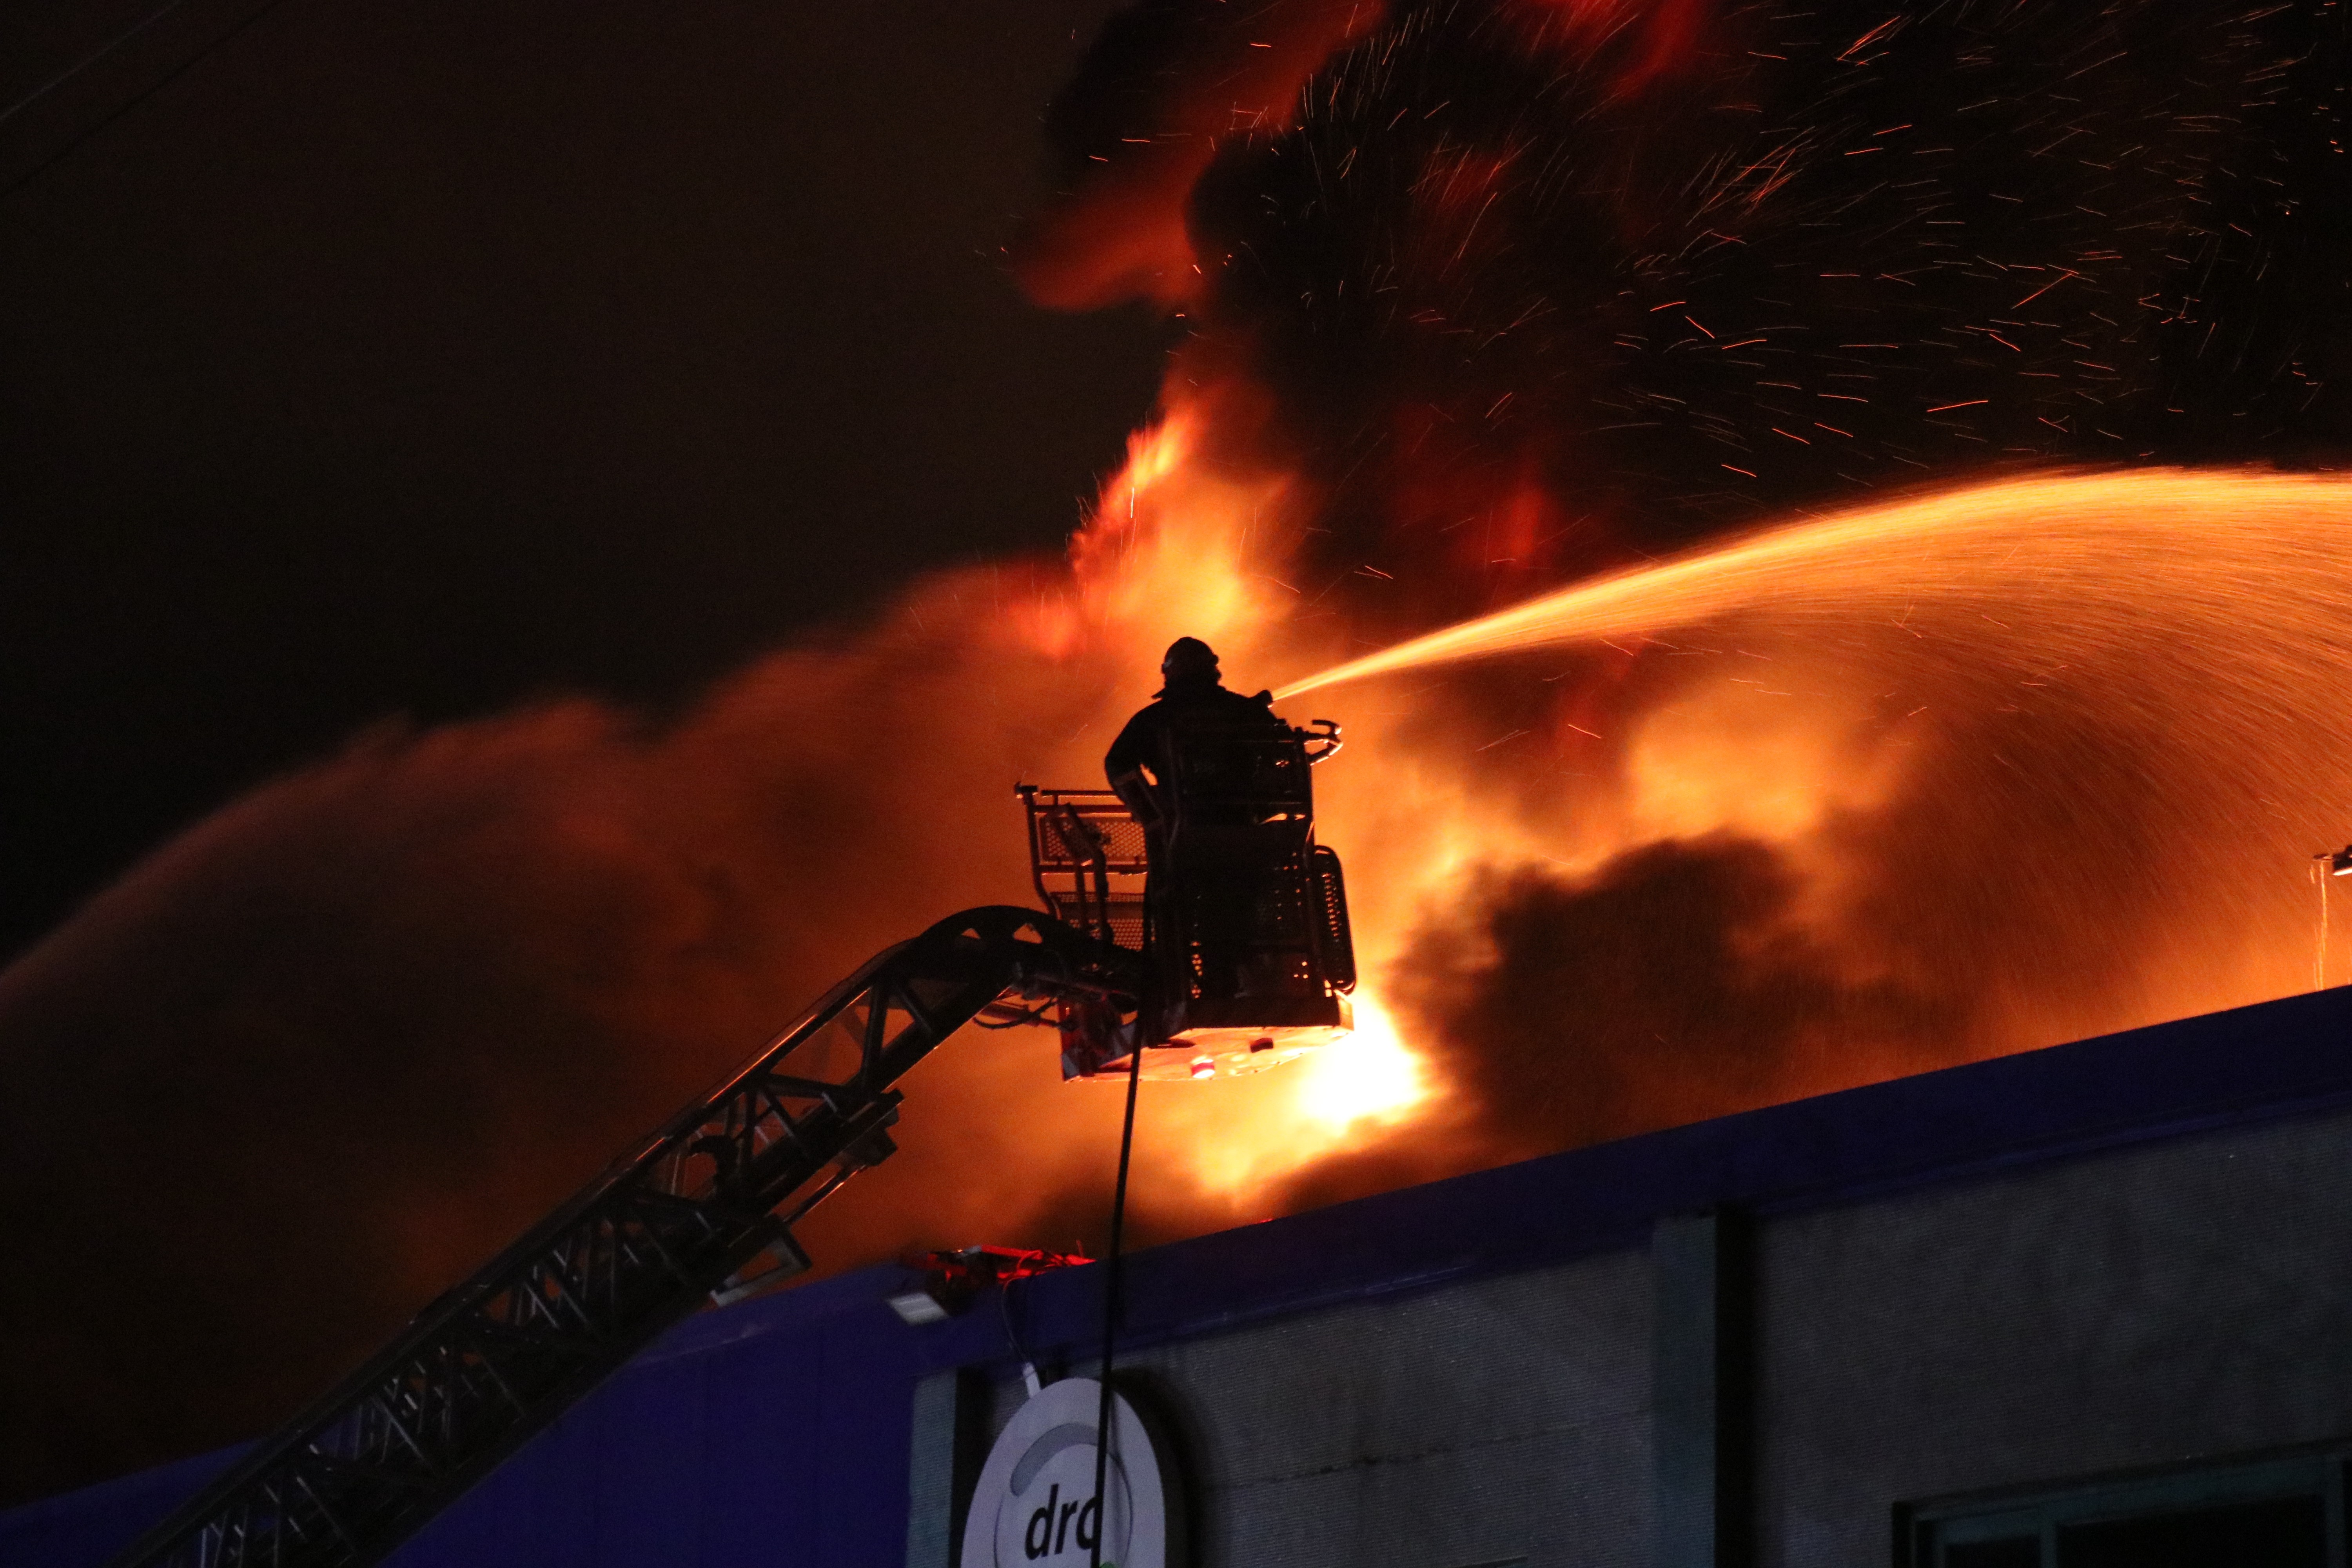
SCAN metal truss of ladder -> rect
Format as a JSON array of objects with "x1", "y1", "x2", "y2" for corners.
[{"x1": 109, "y1": 906, "x2": 1140, "y2": 1568}]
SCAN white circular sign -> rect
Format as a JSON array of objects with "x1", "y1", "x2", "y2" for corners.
[{"x1": 958, "y1": 1377, "x2": 1169, "y2": 1568}]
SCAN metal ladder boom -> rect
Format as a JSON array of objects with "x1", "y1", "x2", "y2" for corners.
[{"x1": 107, "y1": 905, "x2": 1140, "y2": 1568}]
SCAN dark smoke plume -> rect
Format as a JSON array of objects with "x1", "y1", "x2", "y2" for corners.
[
  {"x1": 1265, "y1": 834, "x2": 1967, "y2": 1213},
  {"x1": 1040, "y1": 0, "x2": 2352, "y2": 607},
  {"x1": 1388, "y1": 838, "x2": 1961, "y2": 1156},
  {"x1": 1014, "y1": 0, "x2": 1376, "y2": 307}
]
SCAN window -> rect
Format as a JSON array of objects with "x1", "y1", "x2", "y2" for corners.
[{"x1": 1905, "y1": 1451, "x2": 2347, "y2": 1568}]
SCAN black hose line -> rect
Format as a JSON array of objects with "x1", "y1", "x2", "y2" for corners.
[{"x1": 1089, "y1": 1039, "x2": 1145, "y2": 1568}]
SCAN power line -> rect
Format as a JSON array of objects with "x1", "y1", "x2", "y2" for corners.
[{"x1": 0, "y1": 0, "x2": 301, "y2": 199}]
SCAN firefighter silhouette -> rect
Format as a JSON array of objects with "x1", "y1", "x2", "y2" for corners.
[
  {"x1": 1103, "y1": 638, "x2": 1283, "y2": 820},
  {"x1": 1105, "y1": 637, "x2": 1292, "y2": 1003}
]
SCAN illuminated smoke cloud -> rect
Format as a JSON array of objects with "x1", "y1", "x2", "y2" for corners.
[
  {"x1": 1258, "y1": 832, "x2": 1965, "y2": 1216},
  {"x1": 0, "y1": 603, "x2": 1160, "y2": 1500}
]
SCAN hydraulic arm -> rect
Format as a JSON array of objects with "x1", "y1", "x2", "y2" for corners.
[
  {"x1": 108, "y1": 699, "x2": 1354, "y2": 1568},
  {"x1": 108, "y1": 906, "x2": 1141, "y2": 1568}
]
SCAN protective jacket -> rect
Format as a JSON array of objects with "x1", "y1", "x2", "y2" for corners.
[{"x1": 1103, "y1": 678, "x2": 1285, "y2": 827}]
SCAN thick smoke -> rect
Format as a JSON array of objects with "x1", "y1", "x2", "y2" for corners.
[
  {"x1": 1044, "y1": 0, "x2": 2352, "y2": 604},
  {"x1": 0, "y1": 591, "x2": 1169, "y2": 1499},
  {"x1": 1261, "y1": 830, "x2": 1968, "y2": 1214},
  {"x1": 1390, "y1": 839, "x2": 1960, "y2": 1158},
  {"x1": 1013, "y1": 0, "x2": 1374, "y2": 307}
]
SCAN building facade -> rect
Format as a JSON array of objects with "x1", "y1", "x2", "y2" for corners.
[{"x1": 10, "y1": 986, "x2": 2352, "y2": 1568}]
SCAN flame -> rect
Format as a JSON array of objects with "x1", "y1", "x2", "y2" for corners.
[
  {"x1": 1293, "y1": 986, "x2": 1428, "y2": 1133},
  {"x1": 1047, "y1": 439, "x2": 2352, "y2": 1205},
  {"x1": 996, "y1": 397, "x2": 1453, "y2": 1203}
]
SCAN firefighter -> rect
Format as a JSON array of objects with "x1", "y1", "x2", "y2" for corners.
[
  {"x1": 1102, "y1": 637, "x2": 1284, "y2": 825},
  {"x1": 1105, "y1": 638, "x2": 1289, "y2": 1005}
]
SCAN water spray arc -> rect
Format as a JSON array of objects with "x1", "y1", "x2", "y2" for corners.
[
  {"x1": 1265, "y1": 467, "x2": 2352, "y2": 1092},
  {"x1": 1279, "y1": 471, "x2": 2352, "y2": 701}
]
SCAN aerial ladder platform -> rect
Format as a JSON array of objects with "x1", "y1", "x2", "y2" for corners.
[{"x1": 108, "y1": 710, "x2": 1354, "y2": 1568}]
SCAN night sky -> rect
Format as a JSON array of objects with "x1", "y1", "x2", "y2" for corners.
[{"x1": 1, "y1": 0, "x2": 1162, "y2": 964}]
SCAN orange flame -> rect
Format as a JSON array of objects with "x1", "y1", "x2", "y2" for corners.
[{"x1": 1051, "y1": 419, "x2": 2352, "y2": 1201}]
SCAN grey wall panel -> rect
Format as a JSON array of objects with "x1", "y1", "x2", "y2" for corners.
[
  {"x1": 1756, "y1": 1105, "x2": 2352, "y2": 1568},
  {"x1": 908, "y1": 1369, "x2": 991, "y2": 1568},
  {"x1": 977, "y1": 1249, "x2": 1653, "y2": 1568},
  {"x1": 907, "y1": 1369, "x2": 962, "y2": 1568},
  {"x1": 1654, "y1": 1211, "x2": 1753, "y2": 1568}
]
